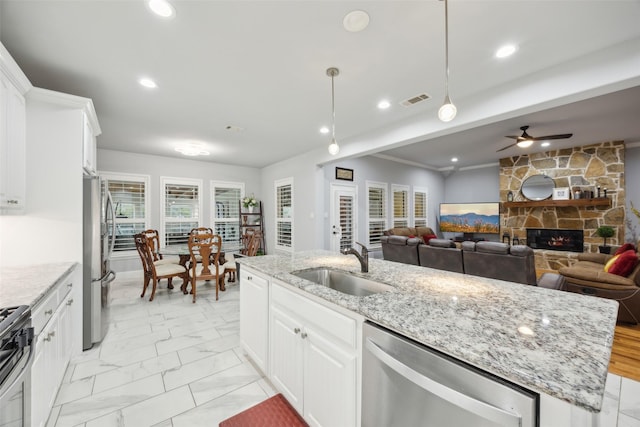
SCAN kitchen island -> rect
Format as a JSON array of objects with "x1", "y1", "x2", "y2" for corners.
[{"x1": 237, "y1": 250, "x2": 618, "y2": 415}]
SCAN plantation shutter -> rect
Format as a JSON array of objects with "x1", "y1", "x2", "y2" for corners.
[
  {"x1": 339, "y1": 194, "x2": 354, "y2": 251},
  {"x1": 213, "y1": 185, "x2": 242, "y2": 248},
  {"x1": 164, "y1": 183, "x2": 199, "y2": 245},
  {"x1": 392, "y1": 185, "x2": 409, "y2": 228},
  {"x1": 414, "y1": 188, "x2": 428, "y2": 227},
  {"x1": 275, "y1": 178, "x2": 293, "y2": 251},
  {"x1": 106, "y1": 177, "x2": 148, "y2": 252},
  {"x1": 368, "y1": 185, "x2": 387, "y2": 246}
]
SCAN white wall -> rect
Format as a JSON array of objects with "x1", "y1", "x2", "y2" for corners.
[
  {"x1": 260, "y1": 149, "x2": 326, "y2": 254},
  {"x1": 97, "y1": 148, "x2": 262, "y2": 272},
  {"x1": 322, "y1": 156, "x2": 445, "y2": 249},
  {"x1": 625, "y1": 144, "x2": 640, "y2": 242},
  {"x1": 0, "y1": 96, "x2": 84, "y2": 267}
]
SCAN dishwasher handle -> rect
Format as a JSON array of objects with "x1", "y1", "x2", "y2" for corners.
[{"x1": 365, "y1": 338, "x2": 522, "y2": 427}]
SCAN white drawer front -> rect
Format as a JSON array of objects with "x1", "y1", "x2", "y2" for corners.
[{"x1": 272, "y1": 283, "x2": 357, "y2": 349}]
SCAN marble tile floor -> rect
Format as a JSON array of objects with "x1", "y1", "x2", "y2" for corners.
[
  {"x1": 47, "y1": 274, "x2": 277, "y2": 427},
  {"x1": 46, "y1": 274, "x2": 640, "y2": 427}
]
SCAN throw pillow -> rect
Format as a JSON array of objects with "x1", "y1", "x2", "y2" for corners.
[
  {"x1": 604, "y1": 255, "x2": 620, "y2": 272},
  {"x1": 614, "y1": 243, "x2": 636, "y2": 256},
  {"x1": 607, "y1": 250, "x2": 640, "y2": 277},
  {"x1": 408, "y1": 235, "x2": 416, "y2": 238},
  {"x1": 422, "y1": 234, "x2": 437, "y2": 244}
]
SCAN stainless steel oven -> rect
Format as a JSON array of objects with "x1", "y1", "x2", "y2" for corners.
[
  {"x1": 362, "y1": 321, "x2": 538, "y2": 427},
  {"x1": 0, "y1": 305, "x2": 34, "y2": 427}
]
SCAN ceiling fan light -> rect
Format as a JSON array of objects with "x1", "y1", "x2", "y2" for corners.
[
  {"x1": 328, "y1": 138, "x2": 340, "y2": 155},
  {"x1": 516, "y1": 139, "x2": 534, "y2": 148},
  {"x1": 438, "y1": 96, "x2": 457, "y2": 122}
]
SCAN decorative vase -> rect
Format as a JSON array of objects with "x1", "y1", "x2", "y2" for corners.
[{"x1": 248, "y1": 206, "x2": 255, "y2": 213}]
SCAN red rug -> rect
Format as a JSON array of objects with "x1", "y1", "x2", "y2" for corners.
[{"x1": 219, "y1": 393, "x2": 308, "y2": 427}]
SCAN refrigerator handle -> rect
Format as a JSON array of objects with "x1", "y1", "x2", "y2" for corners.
[{"x1": 106, "y1": 190, "x2": 116, "y2": 257}]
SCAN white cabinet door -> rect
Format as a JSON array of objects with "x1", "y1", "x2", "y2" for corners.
[
  {"x1": 239, "y1": 267, "x2": 269, "y2": 373},
  {"x1": 304, "y1": 323, "x2": 358, "y2": 427},
  {"x1": 31, "y1": 308, "x2": 61, "y2": 427},
  {"x1": 270, "y1": 282, "x2": 359, "y2": 427},
  {"x1": 0, "y1": 72, "x2": 26, "y2": 213},
  {"x1": 269, "y1": 304, "x2": 304, "y2": 413}
]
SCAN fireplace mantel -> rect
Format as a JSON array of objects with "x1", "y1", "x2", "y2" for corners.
[{"x1": 503, "y1": 198, "x2": 611, "y2": 209}]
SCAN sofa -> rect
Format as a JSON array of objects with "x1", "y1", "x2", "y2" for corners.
[
  {"x1": 380, "y1": 235, "x2": 422, "y2": 265},
  {"x1": 418, "y1": 238, "x2": 464, "y2": 273},
  {"x1": 462, "y1": 241, "x2": 538, "y2": 286},
  {"x1": 558, "y1": 246, "x2": 640, "y2": 324},
  {"x1": 382, "y1": 234, "x2": 564, "y2": 289}
]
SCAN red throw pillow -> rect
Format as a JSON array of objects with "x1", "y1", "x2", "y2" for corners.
[
  {"x1": 422, "y1": 234, "x2": 437, "y2": 244},
  {"x1": 408, "y1": 235, "x2": 416, "y2": 238},
  {"x1": 608, "y1": 250, "x2": 640, "y2": 277},
  {"x1": 614, "y1": 243, "x2": 636, "y2": 256}
]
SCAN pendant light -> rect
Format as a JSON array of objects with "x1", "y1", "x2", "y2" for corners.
[
  {"x1": 327, "y1": 67, "x2": 340, "y2": 155},
  {"x1": 438, "y1": 0, "x2": 457, "y2": 122}
]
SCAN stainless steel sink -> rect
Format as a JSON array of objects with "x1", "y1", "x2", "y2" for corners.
[{"x1": 291, "y1": 268, "x2": 394, "y2": 297}]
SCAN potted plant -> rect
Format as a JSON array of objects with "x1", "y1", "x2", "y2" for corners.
[
  {"x1": 596, "y1": 225, "x2": 615, "y2": 254},
  {"x1": 242, "y1": 194, "x2": 258, "y2": 213}
]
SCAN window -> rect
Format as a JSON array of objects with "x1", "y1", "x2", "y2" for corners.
[
  {"x1": 366, "y1": 181, "x2": 388, "y2": 247},
  {"x1": 160, "y1": 177, "x2": 202, "y2": 246},
  {"x1": 392, "y1": 184, "x2": 409, "y2": 228},
  {"x1": 211, "y1": 181, "x2": 244, "y2": 251},
  {"x1": 100, "y1": 172, "x2": 150, "y2": 254},
  {"x1": 413, "y1": 186, "x2": 428, "y2": 227},
  {"x1": 275, "y1": 177, "x2": 293, "y2": 252}
]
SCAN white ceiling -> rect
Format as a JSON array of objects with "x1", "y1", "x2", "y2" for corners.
[{"x1": 1, "y1": 0, "x2": 640, "y2": 170}]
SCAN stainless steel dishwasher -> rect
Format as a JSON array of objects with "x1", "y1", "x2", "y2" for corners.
[{"x1": 362, "y1": 321, "x2": 538, "y2": 427}]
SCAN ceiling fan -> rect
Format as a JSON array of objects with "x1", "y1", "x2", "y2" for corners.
[{"x1": 497, "y1": 125, "x2": 573, "y2": 152}]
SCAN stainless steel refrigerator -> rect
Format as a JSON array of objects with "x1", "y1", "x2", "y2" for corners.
[{"x1": 83, "y1": 175, "x2": 116, "y2": 350}]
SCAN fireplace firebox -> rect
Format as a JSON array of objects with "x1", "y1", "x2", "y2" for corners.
[{"x1": 526, "y1": 228, "x2": 584, "y2": 252}]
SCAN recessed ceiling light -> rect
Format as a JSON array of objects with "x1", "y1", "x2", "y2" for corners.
[
  {"x1": 541, "y1": 141, "x2": 551, "y2": 147},
  {"x1": 319, "y1": 127, "x2": 330, "y2": 134},
  {"x1": 139, "y1": 78, "x2": 157, "y2": 89},
  {"x1": 495, "y1": 44, "x2": 517, "y2": 58},
  {"x1": 451, "y1": 157, "x2": 458, "y2": 162},
  {"x1": 377, "y1": 100, "x2": 391, "y2": 110},
  {"x1": 343, "y1": 10, "x2": 370, "y2": 32},
  {"x1": 147, "y1": 0, "x2": 175, "y2": 18}
]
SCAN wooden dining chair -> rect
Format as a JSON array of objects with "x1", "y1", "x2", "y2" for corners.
[
  {"x1": 142, "y1": 229, "x2": 178, "y2": 288},
  {"x1": 134, "y1": 233, "x2": 189, "y2": 301},
  {"x1": 187, "y1": 231, "x2": 222, "y2": 302},
  {"x1": 246, "y1": 230, "x2": 263, "y2": 257}
]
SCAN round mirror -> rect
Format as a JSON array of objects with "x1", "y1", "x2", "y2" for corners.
[{"x1": 521, "y1": 174, "x2": 555, "y2": 201}]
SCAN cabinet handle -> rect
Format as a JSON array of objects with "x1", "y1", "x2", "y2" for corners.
[
  {"x1": 67, "y1": 283, "x2": 73, "y2": 288},
  {"x1": 44, "y1": 331, "x2": 55, "y2": 342},
  {"x1": 7, "y1": 200, "x2": 19, "y2": 204},
  {"x1": 45, "y1": 309, "x2": 53, "y2": 316},
  {"x1": 247, "y1": 276, "x2": 252, "y2": 280},
  {"x1": 301, "y1": 332, "x2": 308, "y2": 339},
  {"x1": 66, "y1": 298, "x2": 74, "y2": 306},
  {"x1": 294, "y1": 327, "x2": 300, "y2": 334}
]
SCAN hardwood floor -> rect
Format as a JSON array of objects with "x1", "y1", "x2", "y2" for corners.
[{"x1": 610, "y1": 323, "x2": 640, "y2": 382}]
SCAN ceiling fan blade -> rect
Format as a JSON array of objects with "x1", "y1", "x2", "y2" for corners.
[
  {"x1": 496, "y1": 142, "x2": 518, "y2": 152},
  {"x1": 504, "y1": 135, "x2": 522, "y2": 140},
  {"x1": 531, "y1": 133, "x2": 573, "y2": 141}
]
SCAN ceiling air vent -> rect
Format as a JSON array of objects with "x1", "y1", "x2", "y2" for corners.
[{"x1": 400, "y1": 93, "x2": 430, "y2": 107}]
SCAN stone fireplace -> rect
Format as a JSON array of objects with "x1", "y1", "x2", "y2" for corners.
[{"x1": 500, "y1": 141, "x2": 625, "y2": 270}]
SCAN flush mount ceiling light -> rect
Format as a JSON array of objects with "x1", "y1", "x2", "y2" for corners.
[
  {"x1": 343, "y1": 10, "x2": 370, "y2": 32},
  {"x1": 495, "y1": 44, "x2": 517, "y2": 59},
  {"x1": 326, "y1": 67, "x2": 340, "y2": 155},
  {"x1": 377, "y1": 100, "x2": 391, "y2": 110},
  {"x1": 438, "y1": 0, "x2": 457, "y2": 122},
  {"x1": 147, "y1": 0, "x2": 175, "y2": 18},
  {"x1": 319, "y1": 126, "x2": 329, "y2": 134},
  {"x1": 175, "y1": 142, "x2": 209, "y2": 157},
  {"x1": 139, "y1": 77, "x2": 157, "y2": 89}
]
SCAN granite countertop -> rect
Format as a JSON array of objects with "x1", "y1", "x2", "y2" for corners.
[
  {"x1": 0, "y1": 262, "x2": 78, "y2": 308},
  {"x1": 237, "y1": 250, "x2": 618, "y2": 413}
]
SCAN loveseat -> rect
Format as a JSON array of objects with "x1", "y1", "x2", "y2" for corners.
[
  {"x1": 558, "y1": 245, "x2": 640, "y2": 324},
  {"x1": 381, "y1": 227, "x2": 437, "y2": 266}
]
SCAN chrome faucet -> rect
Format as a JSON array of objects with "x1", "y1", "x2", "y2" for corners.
[{"x1": 342, "y1": 242, "x2": 369, "y2": 273}]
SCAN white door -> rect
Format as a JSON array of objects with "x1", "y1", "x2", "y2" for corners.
[{"x1": 330, "y1": 184, "x2": 357, "y2": 253}]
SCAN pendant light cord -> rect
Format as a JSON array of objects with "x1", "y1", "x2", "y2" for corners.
[
  {"x1": 444, "y1": 0, "x2": 450, "y2": 97},
  {"x1": 331, "y1": 71, "x2": 336, "y2": 141}
]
